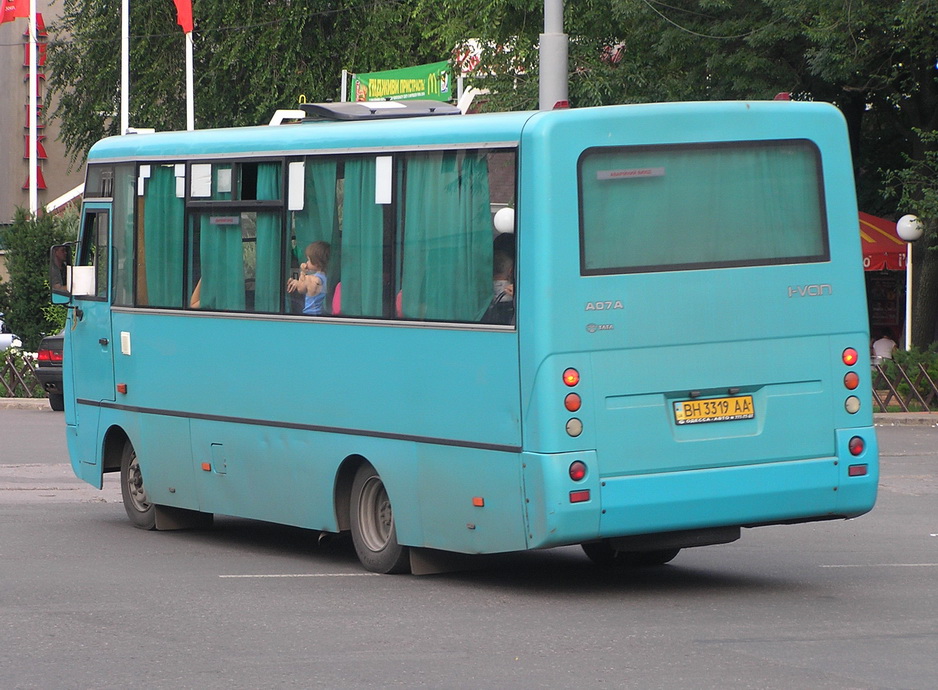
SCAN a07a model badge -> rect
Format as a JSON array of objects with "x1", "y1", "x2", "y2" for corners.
[{"x1": 585, "y1": 300, "x2": 624, "y2": 311}]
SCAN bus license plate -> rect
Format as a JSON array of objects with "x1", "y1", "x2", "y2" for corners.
[{"x1": 673, "y1": 395, "x2": 754, "y2": 425}]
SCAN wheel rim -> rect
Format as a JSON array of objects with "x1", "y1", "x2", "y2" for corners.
[
  {"x1": 357, "y1": 475, "x2": 393, "y2": 552},
  {"x1": 125, "y1": 452, "x2": 150, "y2": 513}
]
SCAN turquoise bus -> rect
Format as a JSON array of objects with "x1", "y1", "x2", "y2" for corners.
[{"x1": 54, "y1": 99, "x2": 878, "y2": 573}]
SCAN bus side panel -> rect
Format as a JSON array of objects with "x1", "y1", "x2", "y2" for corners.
[
  {"x1": 189, "y1": 421, "x2": 413, "y2": 534},
  {"x1": 108, "y1": 311, "x2": 522, "y2": 549},
  {"x1": 416, "y1": 446, "x2": 528, "y2": 554},
  {"x1": 136, "y1": 415, "x2": 199, "y2": 509}
]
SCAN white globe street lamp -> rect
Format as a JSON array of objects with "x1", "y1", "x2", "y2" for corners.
[{"x1": 896, "y1": 214, "x2": 924, "y2": 350}]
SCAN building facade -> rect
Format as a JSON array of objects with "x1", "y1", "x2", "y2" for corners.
[{"x1": 1, "y1": 5, "x2": 85, "y2": 228}]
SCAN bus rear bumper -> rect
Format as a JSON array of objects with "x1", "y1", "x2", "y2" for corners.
[{"x1": 523, "y1": 427, "x2": 878, "y2": 550}]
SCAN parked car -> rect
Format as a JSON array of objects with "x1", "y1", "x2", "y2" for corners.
[
  {"x1": 35, "y1": 331, "x2": 64, "y2": 411},
  {"x1": 0, "y1": 315, "x2": 22, "y2": 352}
]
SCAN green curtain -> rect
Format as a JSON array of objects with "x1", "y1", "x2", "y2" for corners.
[
  {"x1": 112, "y1": 164, "x2": 135, "y2": 306},
  {"x1": 198, "y1": 214, "x2": 245, "y2": 311},
  {"x1": 143, "y1": 165, "x2": 184, "y2": 307},
  {"x1": 293, "y1": 159, "x2": 337, "y2": 257},
  {"x1": 340, "y1": 158, "x2": 384, "y2": 317},
  {"x1": 456, "y1": 151, "x2": 494, "y2": 320},
  {"x1": 292, "y1": 159, "x2": 338, "y2": 311},
  {"x1": 254, "y1": 163, "x2": 282, "y2": 313},
  {"x1": 581, "y1": 143, "x2": 825, "y2": 272},
  {"x1": 402, "y1": 151, "x2": 492, "y2": 321}
]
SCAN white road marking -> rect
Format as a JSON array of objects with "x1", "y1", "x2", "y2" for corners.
[
  {"x1": 821, "y1": 563, "x2": 938, "y2": 568},
  {"x1": 219, "y1": 573, "x2": 379, "y2": 578}
]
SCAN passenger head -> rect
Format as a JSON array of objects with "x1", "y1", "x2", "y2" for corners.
[
  {"x1": 305, "y1": 241, "x2": 331, "y2": 271},
  {"x1": 493, "y1": 249, "x2": 514, "y2": 281}
]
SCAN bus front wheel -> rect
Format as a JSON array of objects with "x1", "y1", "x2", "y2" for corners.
[
  {"x1": 581, "y1": 540, "x2": 680, "y2": 568},
  {"x1": 120, "y1": 442, "x2": 155, "y2": 530},
  {"x1": 349, "y1": 464, "x2": 410, "y2": 574}
]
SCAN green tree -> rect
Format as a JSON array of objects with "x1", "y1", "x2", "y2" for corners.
[
  {"x1": 46, "y1": 0, "x2": 938, "y2": 342},
  {"x1": 46, "y1": 0, "x2": 440, "y2": 162},
  {"x1": 427, "y1": 0, "x2": 937, "y2": 342},
  {"x1": 0, "y1": 209, "x2": 76, "y2": 350}
]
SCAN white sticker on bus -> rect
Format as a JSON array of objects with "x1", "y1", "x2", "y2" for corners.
[{"x1": 597, "y1": 167, "x2": 665, "y2": 180}]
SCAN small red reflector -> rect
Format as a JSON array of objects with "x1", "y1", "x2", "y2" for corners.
[
  {"x1": 843, "y1": 371, "x2": 860, "y2": 390},
  {"x1": 564, "y1": 393, "x2": 581, "y2": 412},
  {"x1": 569, "y1": 489, "x2": 591, "y2": 503},
  {"x1": 848, "y1": 463, "x2": 868, "y2": 477},
  {"x1": 201, "y1": 462, "x2": 212, "y2": 472},
  {"x1": 842, "y1": 348, "x2": 859, "y2": 366},
  {"x1": 563, "y1": 368, "x2": 580, "y2": 387},
  {"x1": 848, "y1": 436, "x2": 865, "y2": 456},
  {"x1": 569, "y1": 461, "x2": 587, "y2": 481},
  {"x1": 116, "y1": 383, "x2": 128, "y2": 394},
  {"x1": 472, "y1": 497, "x2": 484, "y2": 507}
]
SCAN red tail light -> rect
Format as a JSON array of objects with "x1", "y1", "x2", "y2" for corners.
[
  {"x1": 848, "y1": 436, "x2": 865, "y2": 456},
  {"x1": 37, "y1": 349, "x2": 63, "y2": 363},
  {"x1": 843, "y1": 371, "x2": 859, "y2": 390},
  {"x1": 568, "y1": 461, "x2": 587, "y2": 481},
  {"x1": 842, "y1": 348, "x2": 858, "y2": 366},
  {"x1": 563, "y1": 368, "x2": 579, "y2": 387}
]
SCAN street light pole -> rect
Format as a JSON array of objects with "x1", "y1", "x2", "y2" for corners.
[
  {"x1": 539, "y1": 0, "x2": 568, "y2": 111},
  {"x1": 896, "y1": 214, "x2": 924, "y2": 350}
]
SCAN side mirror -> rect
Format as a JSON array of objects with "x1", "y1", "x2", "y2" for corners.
[{"x1": 49, "y1": 244, "x2": 72, "y2": 304}]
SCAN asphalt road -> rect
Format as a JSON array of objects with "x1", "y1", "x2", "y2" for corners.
[{"x1": 1, "y1": 407, "x2": 936, "y2": 689}]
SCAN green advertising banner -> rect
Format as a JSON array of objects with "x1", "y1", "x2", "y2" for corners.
[{"x1": 353, "y1": 61, "x2": 453, "y2": 102}]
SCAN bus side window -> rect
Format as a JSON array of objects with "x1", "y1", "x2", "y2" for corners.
[{"x1": 73, "y1": 210, "x2": 108, "y2": 299}]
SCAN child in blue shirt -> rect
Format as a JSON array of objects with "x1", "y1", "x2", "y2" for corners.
[{"x1": 287, "y1": 241, "x2": 330, "y2": 315}]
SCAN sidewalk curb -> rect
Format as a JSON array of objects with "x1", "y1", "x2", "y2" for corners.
[
  {"x1": 873, "y1": 413, "x2": 938, "y2": 427},
  {"x1": 3, "y1": 398, "x2": 937, "y2": 426},
  {"x1": 0, "y1": 398, "x2": 52, "y2": 410}
]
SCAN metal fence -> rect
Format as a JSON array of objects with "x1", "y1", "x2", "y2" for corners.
[
  {"x1": 872, "y1": 361, "x2": 938, "y2": 413},
  {"x1": 0, "y1": 352, "x2": 44, "y2": 398},
  {"x1": 4, "y1": 351, "x2": 938, "y2": 412}
]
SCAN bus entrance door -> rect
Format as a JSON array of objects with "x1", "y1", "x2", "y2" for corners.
[{"x1": 66, "y1": 204, "x2": 116, "y2": 484}]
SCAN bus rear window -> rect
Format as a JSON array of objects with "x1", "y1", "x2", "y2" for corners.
[{"x1": 578, "y1": 140, "x2": 829, "y2": 275}]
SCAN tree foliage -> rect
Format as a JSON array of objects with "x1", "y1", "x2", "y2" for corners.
[
  {"x1": 0, "y1": 209, "x2": 76, "y2": 350},
  {"x1": 46, "y1": 0, "x2": 938, "y2": 342},
  {"x1": 46, "y1": 1, "x2": 443, "y2": 161}
]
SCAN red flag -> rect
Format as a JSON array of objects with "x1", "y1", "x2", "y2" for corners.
[
  {"x1": 173, "y1": 0, "x2": 193, "y2": 33},
  {"x1": 1, "y1": 0, "x2": 29, "y2": 25}
]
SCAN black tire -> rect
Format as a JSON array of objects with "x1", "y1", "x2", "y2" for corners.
[
  {"x1": 349, "y1": 464, "x2": 410, "y2": 574},
  {"x1": 119, "y1": 441, "x2": 156, "y2": 530},
  {"x1": 582, "y1": 540, "x2": 680, "y2": 568},
  {"x1": 48, "y1": 393, "x2": 64, "y2": 411}
]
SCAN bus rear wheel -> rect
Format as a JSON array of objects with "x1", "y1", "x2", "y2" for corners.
[
  {"x1": 349, "y1": 464, "x2": 410, "y2": 574},
  {"x1": 581, "y1": 540, "x2": 680, "y2": 568},
  {"x1": 120, "y1": 442, "x2": 155, "y2": 530}
]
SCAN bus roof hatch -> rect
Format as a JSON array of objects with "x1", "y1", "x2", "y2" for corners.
[{"x1": 298, "y1": 100, "x2": 461, "y2": 121}]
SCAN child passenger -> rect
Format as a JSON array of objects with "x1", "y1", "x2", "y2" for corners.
[{"x1": 287, "y1": 241, "x2": 330, "y2": 315}]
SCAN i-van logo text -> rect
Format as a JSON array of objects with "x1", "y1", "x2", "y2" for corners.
[{"x1": 787, "y1": 284, "x2": 832, "y2": 298}]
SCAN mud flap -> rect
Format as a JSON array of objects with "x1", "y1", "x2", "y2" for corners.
[{"x1": 154, "y1": 504, "x2": 214, "y2": 530}]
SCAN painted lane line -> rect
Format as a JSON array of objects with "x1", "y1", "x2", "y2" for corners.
[
  {"x1": 219, "y1": 573, "x2": 379, "y2": 578},
  {"x1": 820, "y1": 563, "x2": 938, "y2": 568}
]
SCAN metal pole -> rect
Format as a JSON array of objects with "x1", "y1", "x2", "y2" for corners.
[
  {"x1": 185, "y1": 31, "x2": 194, "y2": 130},
  {"x1": 120, "y1": 0, "x2": 129, "y2": 134},
  {"x1": 905, "y1": 242, "x2": 913, "y2": 350},
  {"x1": 538, "y1": 0, "x2": 568, "y2": 110},
  {"x1": 28, "y1": 0, "x2": 37, "y2": 213}
]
